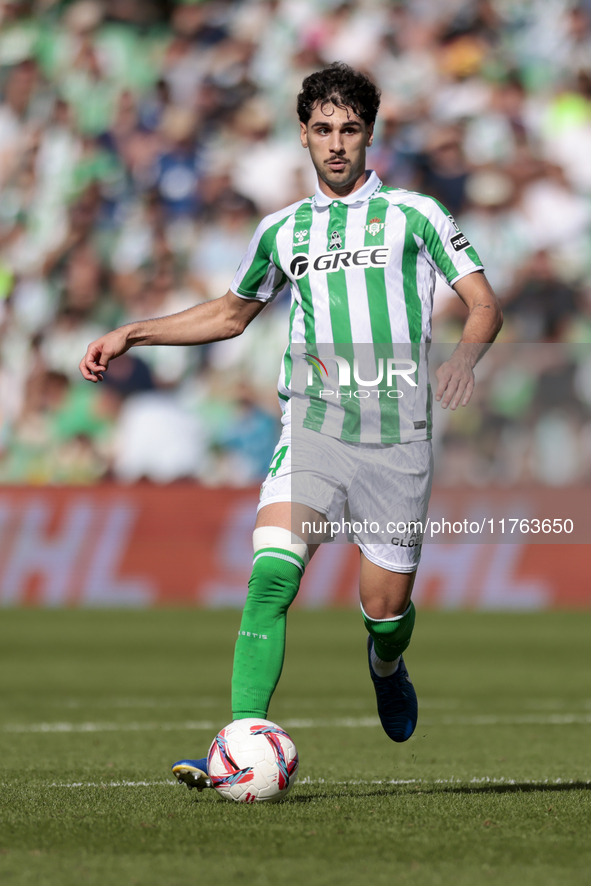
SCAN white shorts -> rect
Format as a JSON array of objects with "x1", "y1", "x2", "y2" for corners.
[{"x1": 258, "y1": 422, "x2": 433, "y2": 573}]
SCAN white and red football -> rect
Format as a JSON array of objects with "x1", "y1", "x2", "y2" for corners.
[{"x1": 207, "y1": 718, "x2": 299, "y2": 803}]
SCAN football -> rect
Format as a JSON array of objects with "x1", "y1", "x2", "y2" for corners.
[{"x1": 207, "y1": 718, "x2": 299, "y2": 803}]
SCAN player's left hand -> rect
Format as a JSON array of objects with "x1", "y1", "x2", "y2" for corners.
[{"x1": 434, "y1": 351, "x2": 475, "y2": 410}]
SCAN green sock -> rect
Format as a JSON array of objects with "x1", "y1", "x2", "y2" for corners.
[
  {"x1": 231, "y1": 549, "x2": 304, "y2": 719},
  {"x1": 362, "y1": 602, "x2": 416, "y2": 662}
]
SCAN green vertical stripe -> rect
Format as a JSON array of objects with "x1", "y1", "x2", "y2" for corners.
[
  {"x1": 396, "y1": 205, "x2": 424, "y2": 343},
  {"x1": 402, "y1": 201, "x2": 471, "y2": 286},
  {"x1": 464, "y1": 243, "x2": 483, "y2": 267},
  {"x1": 280, "y1": 204, "x2": 313, "y2": 404},
  {"x1": 396, "y1": 205, "x2": 426, "y2": 442},
  {"x1": 325, "y1": 202, "x2": 352, "y2": 342},
  {"x1": 426, "y1": 381, "x2": 433, "y2": 438},
  {"x1": 398, "y1": 206, "x2": 423, "y2": 395},
  {"x1": 280, "y1": 299, "x2": 297, "y2": 399},
  {"x1": 428, "y1": 196, "x2": 483, "y2": 270},
  {"x1": 327, "y1": 201, "x2": 360, "y2": 442},
  {"x1": 363, "y1": 198, "x2": 392, "y2": 342},
  {"x1": 293, "y1": 203, "x2": 315, "y2": 343},
  {"x1": 363, "y1": 198, "x2": 399, "y2": 443},
  {"x1": 292, "y1": 203, "x2": 327, "y2": 430},
  {"x1": 301, "y1": 343, "x2": 333, "y2": 431},
  {"x1": 237, "y1": 215, "x2": 290, "y2": 295}
]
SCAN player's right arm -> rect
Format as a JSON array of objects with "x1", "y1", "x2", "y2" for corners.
[
  {"x1": 79, "y1": 290, "x2": 265, "y2": 382},
  {"x1": 81, "y1": 206, "x2": 291, "y2": 383}
]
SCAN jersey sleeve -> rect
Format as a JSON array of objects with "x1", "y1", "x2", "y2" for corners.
[
  {"x1": 230, "y1": 215, "x2": 288, "y2": 303},
  {"x1": 421, "y1": 198, "x2": 484, "y2": 287}
]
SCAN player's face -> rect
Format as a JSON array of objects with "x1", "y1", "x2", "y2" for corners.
[{"x1": 300, "y1": 102, "x2": 374, "y2": 197}]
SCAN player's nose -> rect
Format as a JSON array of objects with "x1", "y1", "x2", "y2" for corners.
[{"x1": 328, "y1": 131, "x2": 345, "y2": 153}]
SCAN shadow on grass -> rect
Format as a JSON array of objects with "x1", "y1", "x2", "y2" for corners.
[
  {"x1": 288, "y1": 781, "x2": 591, "y2": 801},
  {"x1": 430, "y1": 782, "x2": 591, "y2": 796}
]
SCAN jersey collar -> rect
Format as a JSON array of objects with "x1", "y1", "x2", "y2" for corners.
[{"x1": 313, "y1": 170, "x2": 382, "y2": 207}]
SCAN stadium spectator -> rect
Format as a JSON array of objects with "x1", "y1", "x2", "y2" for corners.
[{"x1": 0, "y1": 0, "x2": 590, "y2": 488}]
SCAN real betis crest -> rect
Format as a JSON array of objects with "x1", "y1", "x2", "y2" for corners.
[{"x1": 364, "y1": 217, "x2": 386, "y2": 237}]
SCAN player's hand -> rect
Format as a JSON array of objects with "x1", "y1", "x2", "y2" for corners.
[
  {"x1": 434, "y1": 351, "x2": 475, "y2": 410},
  {"x1": 79, "y1": 328, "x2": 131, "y2": 382}
]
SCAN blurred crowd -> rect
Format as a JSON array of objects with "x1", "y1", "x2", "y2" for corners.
[
  {"x1": 432, "y1": 342, "x2": 591, "y2": 486},
  {"x1": 0, "y1": 0, "x2": 590, "y2": 487}
]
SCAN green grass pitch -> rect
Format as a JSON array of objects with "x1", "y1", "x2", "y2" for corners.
[{"x1": 0, "y1": 608, "x2": 589, "y2": 886}]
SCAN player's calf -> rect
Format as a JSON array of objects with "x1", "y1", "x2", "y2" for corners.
[{"x1": 231, "y1": 527, "x2": 308, "y2": 720}]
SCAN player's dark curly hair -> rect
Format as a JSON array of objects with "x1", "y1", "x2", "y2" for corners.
[{"x1": 297, "y1": 62, "x2": 381, "y2": 126}]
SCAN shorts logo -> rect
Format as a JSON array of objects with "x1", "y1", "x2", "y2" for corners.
[
  {"x1": 289, "y1": 247, "x2": 391, "y2": 279},
  {"x1": 451, "y1": 232, "x2": 470, "y2": 252},
  {"x1": 328, "y1": 230, "x2": 342, "y2": 250},
  {"x1": 294, "y1": 229, "x2": 308, "y2": 243},
  {"x1": 364, "y1": 217, "x2": 386, "y2": 237}
]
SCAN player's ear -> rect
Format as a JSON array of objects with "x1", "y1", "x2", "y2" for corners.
[
  {"x1": 366, "y1": 123, "x2": 374, "y2": 148},
  {"x1": 300, "y1": 121, "x2": 308, "y2": 148}
]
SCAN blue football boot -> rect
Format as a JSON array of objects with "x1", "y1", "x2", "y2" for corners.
[
  {"x1": 367, "y1": 636, "x2": 418, "y2": 742},
  {"x1": 171, "y1": 757, "x2": 211, "y2": 791}
]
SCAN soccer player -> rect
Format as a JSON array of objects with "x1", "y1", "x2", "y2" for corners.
[{"x1": 80, "y1": 63, "x2": 502, "y2": 790}]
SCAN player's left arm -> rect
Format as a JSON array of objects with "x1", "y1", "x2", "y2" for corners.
[{"x1": 435, "y1": 270, "x2": 503, "y2": 410}]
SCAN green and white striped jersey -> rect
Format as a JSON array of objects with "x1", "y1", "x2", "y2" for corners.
[{"x1": 230, "y1": 171, "x2": 483, "y2": 444}]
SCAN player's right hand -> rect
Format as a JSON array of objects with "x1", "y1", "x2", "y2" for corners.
[{"x1": 79, "y1": 328, "x2": 131, "y2": 382}]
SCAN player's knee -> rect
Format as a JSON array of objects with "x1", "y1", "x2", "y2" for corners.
[
  {"x1": 253, "y1": 526, "x2": 309, "y2": 565},
  {"x1": 246, "y1": 558, "x2": 301, "y2": 612},
  {"x1": 246, "y1": 526, "x2": 308, "y2": 612},
  {"x1": 362, "y1": 601, "x2": 416, "y2": 656}
]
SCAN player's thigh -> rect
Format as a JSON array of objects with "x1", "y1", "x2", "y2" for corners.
[
  {"x1": 350, "y1": 441, "x2": 432, "y2": 538},
  {"x1": 359, "y1": 552, "x2": 416, "y2": 619},
  {"x1": 349, "y1": 439, "x2": 432, "y2": 568},
  {"x1": 256, "y1": 501, "x2": 322, "y2": 559},
  {"x1": 257, "y1": 424, "x2": 349, "y2": 554}
]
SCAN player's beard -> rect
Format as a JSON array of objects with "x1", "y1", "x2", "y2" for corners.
[{"x1": 318, "y1": 157, "x2": 363, "y2": 194}]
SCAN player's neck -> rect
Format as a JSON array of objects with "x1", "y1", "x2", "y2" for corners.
[{"x1": 316, "y1": 169, "x2": 369, "y2": 200}]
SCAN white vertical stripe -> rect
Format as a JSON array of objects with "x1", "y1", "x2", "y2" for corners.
[
  {"x1": 308, "y1": 209, "x2": 333, "y2": 343},
  {"x1": 344, "y1": 204, "x2": 373, "y2": 342},
  {"x1": 384, "y1": 204, "x2": 411, "y2": 344}
]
